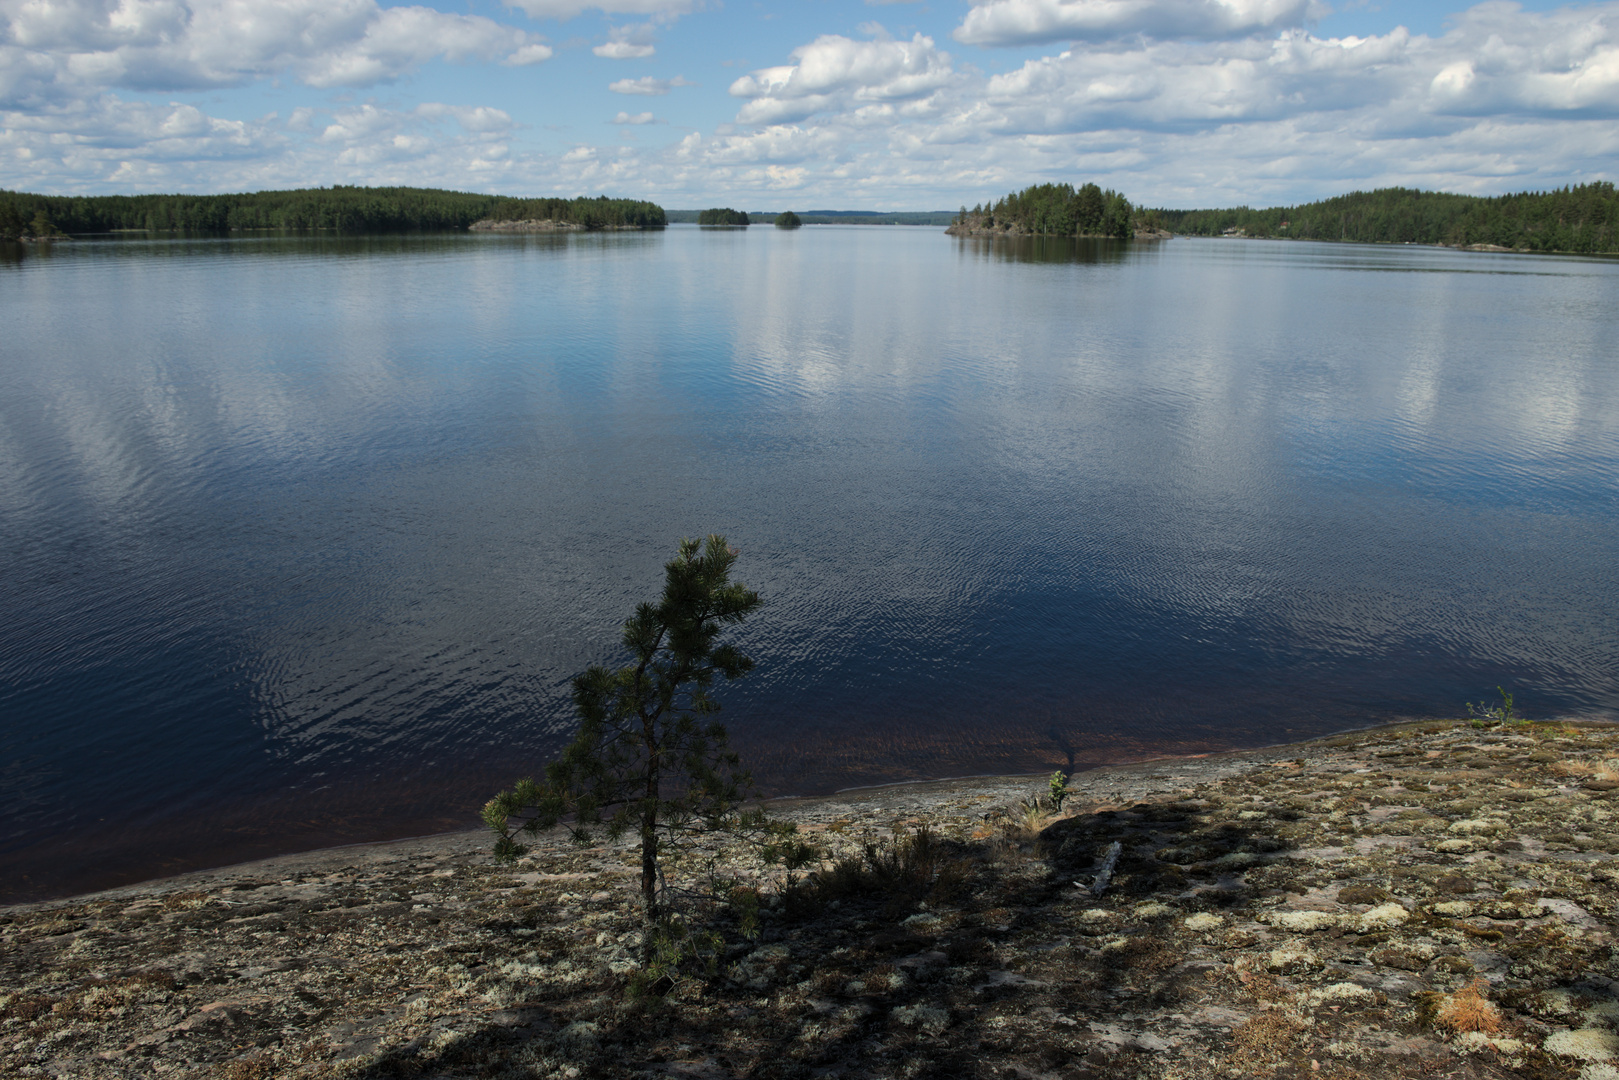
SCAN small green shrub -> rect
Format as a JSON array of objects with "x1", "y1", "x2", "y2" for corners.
[
  {"x1": 1049, "y1": 770, "x2": 1070, "y2": 811},
  {"x1": 1466, "y1": 686, "x2": 1519, "y2": 726}
]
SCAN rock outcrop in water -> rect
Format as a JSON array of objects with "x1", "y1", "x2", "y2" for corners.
[{"x1": 4, "y1": 718, "x2": 1618, "y2": 1079}]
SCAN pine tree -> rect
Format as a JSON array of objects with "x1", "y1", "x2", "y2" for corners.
[{"x1": 484, "y1": 535, "x2": 786, "y2": 965}]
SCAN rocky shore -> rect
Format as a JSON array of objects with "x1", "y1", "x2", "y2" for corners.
[
  {"x1": 468, "y1": 219, "x2": 586, "y2": 233},
  {"x1": 467, "y1": 220, "x2": 651, "y2": 233},
  {"x1": 5, "y1": 718, "x2": 1618, "y2": 1079}
]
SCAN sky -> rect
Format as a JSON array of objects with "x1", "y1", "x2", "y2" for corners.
[{"x1": 1, "y1": 0, "x2": 1616, "y2": 208}]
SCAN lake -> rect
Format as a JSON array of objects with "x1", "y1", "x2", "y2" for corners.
[{"x1": 2, "y1": 227, "x2": 1615, "y2": 902}]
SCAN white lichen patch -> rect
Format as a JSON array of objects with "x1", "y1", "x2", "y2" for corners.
[
  {"x1": 559, "y1": 1020, "x2": 599, "y2": 1046},
  {"x1": 1430, "y1": 901, "x2": 1474, "y2": 917},
  {"x1": 1183, "y1": 912, "x2": 1223, "y2": 932},
  {"x1": 1300, "y1": 983, "x2": 1375, "y2": 1009},
  {"x1": 1269, "y1": 910, "x2": 1338, "y2": 932},
  {"x1": 893, "y1": 1003, "x2": 950, "y2": 1035},
  {"x1": 1267, "y1": 947, "x2": 1323, "y2": 974},
  {"x1": 1448, "y1": 819, "x2": 1505, "y2": 835},
  {"x1": 1546, "y1": 1029, "x2": 1619, "y2": 1061},
  {"x1": 1452, "y1": 1032, "x2": 1524, "y2": 1055},
  {"x1": 1538, "y1": 989, "x2": 1584, "y2": 1018},
  {"x1": 1133, "y1": 902, "x2": 1174, "y2": 920},
  {"x1": 1359, "y1": 902, "x2": 1410, "y2": 929}
]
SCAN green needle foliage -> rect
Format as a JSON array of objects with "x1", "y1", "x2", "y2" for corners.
[
  {"x1": 1048, "y1": 770, "x2": 1070, "y2": 812},
  {"x1": 485, "y1": 535, "x2": 812, "y2": 970}
]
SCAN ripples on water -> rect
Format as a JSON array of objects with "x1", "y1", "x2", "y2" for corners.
[{"x1": 1, "y1": 229, "x2": 1615, "y2": 901}]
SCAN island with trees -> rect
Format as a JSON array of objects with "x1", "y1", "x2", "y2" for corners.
[
  {"x1": 775, "y1": 211, "x2": 802, "y2": 229},
  {"x1": 697, "y1": 208, "x2": 750, "y2": 227},
  {"x1": 948, "y1": 182, "x2": 1135, "y2": 240},
  {"x1": 0, "y1": 186, "x2": 666, "y2": 240}
]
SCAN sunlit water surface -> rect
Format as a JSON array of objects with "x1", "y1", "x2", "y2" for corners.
[{"x1": 2, "y1": 228, "x2": 1615, "y2": 900}]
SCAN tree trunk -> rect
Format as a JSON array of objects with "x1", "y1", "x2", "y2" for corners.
[{"x1": 640, "y1": 770, "x2": 659, "y2": 966}]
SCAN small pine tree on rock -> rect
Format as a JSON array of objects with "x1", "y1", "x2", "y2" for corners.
[{"x1": 485, "y1": 535, "x2": 811, "y2": 969}]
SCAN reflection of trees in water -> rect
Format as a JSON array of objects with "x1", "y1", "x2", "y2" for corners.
[{"x1": 953, "y1": 234, "x2": 1134, "y2": 265}]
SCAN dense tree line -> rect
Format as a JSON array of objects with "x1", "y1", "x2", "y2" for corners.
[
  {"x1": 775, "y1": 211, "x2": 802, "y2": 229},
  {"x1": 1154, "y1": 184, "x2": 1618, "y2": 254},
  {"x1": 950, "y1": 182, "x2": 1134, "y2": 240},
  {"x1": 0, "y1": 186, "x2": 665, "y2": 239},
  {"x1": 697, "y1": 207, "x2": 750, "y2": 226}
]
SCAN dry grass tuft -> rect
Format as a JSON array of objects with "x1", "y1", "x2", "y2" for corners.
[
  {"x1": 1550, "y1": 759, "x2": 1619, "y2": 782},
  {"x1": 218, "y1": 1057, "x2": 276, "y2": 1080},
  {"x1": 1432, "y1": 977, "x2": 1505, "y2": 1035},
  {"x1": 1233, "y1": 958, "x2": 1293, "y2": 1003},
  {"x1": 1231, "y1": 1009, "x2": 1308, "y2": 1062}
]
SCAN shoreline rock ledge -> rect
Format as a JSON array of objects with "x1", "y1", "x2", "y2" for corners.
[
  {"x1": 5, "y1": 718, "x2": 1619, "y2": 1079},
  {"x1": 468, "y1": 219, "x2": 586, "y2": 232},
  {"x1": 467, "y1": 219, "x2": 652, "y2": 232}
]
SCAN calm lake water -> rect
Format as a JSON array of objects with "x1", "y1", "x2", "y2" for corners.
[{"x1": 2, "y1": 227, "x2": 1616, "y2": 901}]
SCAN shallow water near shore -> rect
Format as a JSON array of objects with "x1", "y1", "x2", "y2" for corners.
[{"x1": 2, "y1": 228, "x2": 1616, "y2": 902}]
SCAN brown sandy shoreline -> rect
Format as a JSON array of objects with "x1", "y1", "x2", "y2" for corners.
[
  {"x1": 4, "y1": 732, "x2": 1348, "y2": 916},
  {"x1": 5, "y1": 718, "x2": 1619, "y2": 1079}
]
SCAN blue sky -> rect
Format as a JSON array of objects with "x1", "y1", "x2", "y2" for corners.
[{"x1": 1, "y1": 0, "x2": 1615, "y2": 207}]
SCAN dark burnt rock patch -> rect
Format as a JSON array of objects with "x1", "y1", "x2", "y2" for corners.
[{"x1": 5, "y1": 720, "x2": 1619, "y2": 1079}]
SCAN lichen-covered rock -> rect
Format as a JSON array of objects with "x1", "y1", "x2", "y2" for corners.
[{"x1": 6, "y1": 718, "x2": 1619, "y2": 1080}]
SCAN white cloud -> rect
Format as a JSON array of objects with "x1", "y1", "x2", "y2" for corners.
[
  {"x1": 955, "y1": 0, "x2": 1328, "y2": 47},
  {"x1": 501, "y1": 0, "x2": 694, "y2": 19},
  {"x1": 595, "y1": 41, "x2": 655, "y2": 59},
  {"x1": 608, "y1": 74, "x2": 694, "y2": 94},
  {"x1": 594, "y1": 22, "x2": 656, "y2": 58},
  {"x1": 612, "y1": 110, "x2": 656, "y2": 123},
  {"x1": 728, "y1": 32, "x2": 958, "y2": 124},
  {"x1": 0, "y1": 0, "x2": 550, "y2": 105},
  {"x1": 414, "y1": 103, "x2": 516, "y2": 133},
  {"x1": 971, "y1": 5, "x2": 1619, "y2": 137}
]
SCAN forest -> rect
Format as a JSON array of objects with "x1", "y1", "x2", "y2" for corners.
[
  {"x1": 949, "y1": 183, "x2": 1134, "y2": 240},
  {"x1": 1152, "y1": 183, "x2": 1618, "y2": 254},
  {"x1": 0, "y1": 186, "x2": 666, "y2": 239}
]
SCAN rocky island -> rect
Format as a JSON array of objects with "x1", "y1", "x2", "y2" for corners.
[{"x1": 4, "y1": 718, "x2": 1617, "y2": 1079}]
